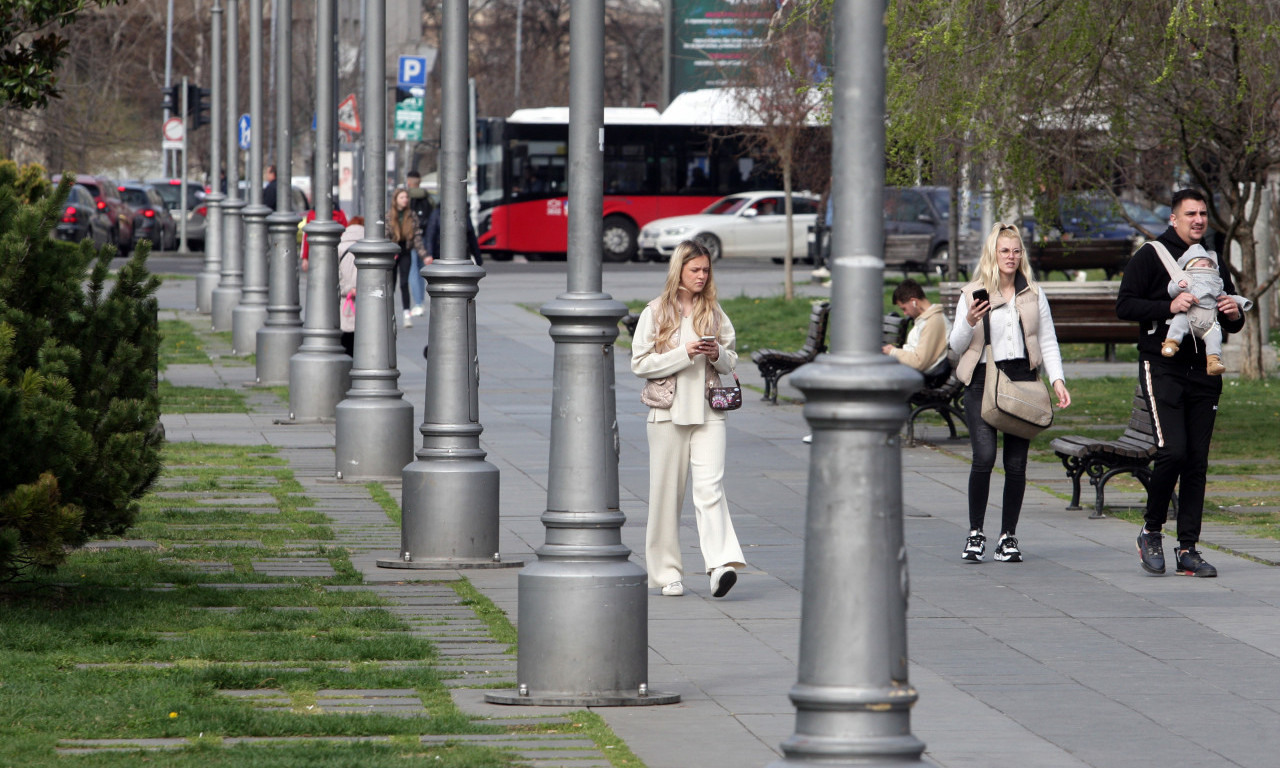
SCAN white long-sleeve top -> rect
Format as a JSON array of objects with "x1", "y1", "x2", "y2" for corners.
[
  {"x1": 631, "y1": 305, "x2": 738, "y2": 425},
  {"x1": 949, "y1": 288, "x2": 1066, "y2": 385}
]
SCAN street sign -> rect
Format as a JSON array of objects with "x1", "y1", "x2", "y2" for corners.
[
  {"x1": 394, "y1": 96, "x2": 424, "y2": 142},
  {"x1": 398, "y1": 56, "x2": 428, "y2": 89},
  {"x1": 337, "y1": 93, "x2": 361, "y2": 133},
  {"x1": 238, "y1": 113, "x2": 251, "y2": 150},
  {"x1": 162, "y1": 117, "x2": 185, "y2": 150}
]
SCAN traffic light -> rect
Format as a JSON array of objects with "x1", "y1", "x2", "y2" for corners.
[
  {"x1": 188, "y1": 83, "x2": 212, "y2": 130},
  {"x1": 162, "y1": 84, "x2": 182, "y2": 114}
]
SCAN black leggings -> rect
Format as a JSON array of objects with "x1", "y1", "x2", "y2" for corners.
[
  {"x1": 395, "y1": 243, "x2": 413, "y2": 312},
  {"x1": 963, "y1": 364, "x2": 1030, "y2": 535}
]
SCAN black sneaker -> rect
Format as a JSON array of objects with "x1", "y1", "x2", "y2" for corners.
[
  {"x1": 962, "y1": 530, "x2": 986, "y2": 562},
  {"x1": 1137, "y1": 528, "x2": 1165, "y2": 575},
  {"x1": 1175, "y1": 548, "x2": 1218, "y2": 578},
  {"x1": 993, "y1": 533, "x2": 1022, "y2": 562}
]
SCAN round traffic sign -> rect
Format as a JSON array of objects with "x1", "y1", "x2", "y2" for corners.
[{"x1": 163, "y1": 117, "x2": 185, "y2": 142}]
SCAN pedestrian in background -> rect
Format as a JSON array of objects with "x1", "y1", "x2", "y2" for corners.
[
  {"x1": 630, "y1": 240, "x2": 746, "y2": 598},
  {"x1": 949, "y1": 223, "x2": 1071, "y2": 564},
  {"x1": 387, "y1": 187, "x2": 425, "y2": 329},
  {"x1": 336, "y1": 222, "x2": 363, "y2": 358},
  {"x1": 1117, "y1": 189, "x2": 1244, "y2": 577},
  {"x1": 405, "y1": 170, "x2": 434, "y2": 317}
]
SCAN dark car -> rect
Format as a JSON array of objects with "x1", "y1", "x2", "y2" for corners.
[
  {"x1": 883, "y1": 186, "x2": 982, "y2": 271},
  {"x1": 51, "y1": 173, "x2": 135, "y2": 256},
  {"x1": 1026, "y1": 194, "x2": 1166, "y2": 241},
  {"x1": 119, "y1": 182, "x2": 177, "y2": 251},
  {"x1": 145, "y1": 178, "x2": 206, "y2": 246},
  {"x1": 52, "y1": 183, "x2": 114, "y2": 247}
]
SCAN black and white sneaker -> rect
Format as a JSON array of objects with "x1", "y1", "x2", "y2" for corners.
[
  {"x1": 962, "y1": 530, "x2": 986, "y2": 562},
  {"x1": 1137, "y1": 528, "x2": 1166, "y2": 575},
  {"x1": 1175, "y1": 548, "x2": 1217, "y2": 578},
  {"x1": 993, "y1": 533, "x2": 1022, "y2": 562}
]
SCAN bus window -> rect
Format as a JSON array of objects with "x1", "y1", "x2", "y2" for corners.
[
  {"x1": 475, "y1": 122, "x2": 504, "y2": 206},
  {"x1": 511, "y1": 139, "x2": 567, "y2": 198},
  {"x1": 658, "y1": 153, "x2": 680, "y2": 195},
  {"x1": 605, "y1": 143, "x2": 648, "y2": 195}
]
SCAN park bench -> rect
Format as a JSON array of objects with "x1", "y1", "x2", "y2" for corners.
[
  {"x1": 752, "y1": 300, "x2": 831, "y2": 404},
  {"x1": 1027, "y1": 238, "x2": 1134, "y2": 281},
  {"x1": 940, "y1": 281, "x2": 1137, "y2": 361},
  {"x1": 1050, "y1": 385, "x2": 1174, "y2": 519},
  {"x1": 905, "y1": 367, "x2": 966, "y2": 446},
  {"x1": 884, "y1": 233, "x2": 937, "y2": 279},
  {"x1": 621, "y1": 311, "x2": 641, "y2": 338},
  {"x1": 882, "y1": 311, "x2": 967, "y2": 444}
]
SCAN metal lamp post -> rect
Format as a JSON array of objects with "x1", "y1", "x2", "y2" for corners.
[
  {"x1": 333, "y1": 0, "x2": 415, "y2": 481},
  {"x1": 486, "y1": 0, "x2": 676, "y2": 708},
  {"x1": 233, "y1": 0, "x2": 269, "y2": 356},
  {"x1": 196, "y1": 0, "x2": 224, "y2": 315},
  {"x1": 255, "y1": 0, "x2": 304, "y2": 385},
  {"x1": 767, "y1": 1, "x2": 929, "y2": 765},
  {"x1": 378, "y1": 0, "x2": 515, "y2": 571},
  {"x1": 210, "y1": 0, "x2": 243, "y2": 332},
  {"x1": 288, "y1": 0, "x2": 350, "y2": 421}
]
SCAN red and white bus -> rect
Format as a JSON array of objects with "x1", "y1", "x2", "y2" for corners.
[{"x1": 473, "y1": 89, "x2": 801, "y2": 262}]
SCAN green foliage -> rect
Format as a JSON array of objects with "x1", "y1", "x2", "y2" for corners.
[
  {"x1": 0, "y1": 162, "x2": 162, "y2": 581},
  {"x1": 0, "y1": 0, "x2": 124, "y2": 108}
]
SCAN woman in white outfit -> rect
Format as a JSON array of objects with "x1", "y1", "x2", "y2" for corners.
[{"x1": 631, "y1": 240, "x2": 746, "y2": 598}]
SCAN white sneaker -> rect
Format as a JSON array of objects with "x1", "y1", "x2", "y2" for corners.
[
  {"x1": 709, "y1": 566, "x2": 737, "y2": 598},
  {"x1": 402, "y1": 310, "x2": 414, "y2": 328},
  {"x1": 661, "y1": 581, "x2": 684, "y2": 597},
  {"x1": 410, "y1": 304, "x2": 425, "y2": 317}
]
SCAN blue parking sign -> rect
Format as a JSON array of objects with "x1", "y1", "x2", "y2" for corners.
[
  {"x1": 398, "y1": 56, "x2": 428, "y2": 88},
  {"x1": 396, "y1": 55, "x2": 427, "y2": 88}
]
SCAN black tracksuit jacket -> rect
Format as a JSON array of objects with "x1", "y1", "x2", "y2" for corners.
[{"x1": 1116, "y1": 226, "x2": 1245, "y2": 361}]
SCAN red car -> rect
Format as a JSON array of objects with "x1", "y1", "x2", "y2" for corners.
[{"x1": 51, "y1": 173, "x2": 135, "y2": 256}]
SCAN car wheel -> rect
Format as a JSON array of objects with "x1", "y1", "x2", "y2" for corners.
[
  {"x1": 694, "y1": 233, "x2": 722, "y2": 261},
  {"x1": 489, "y1": 250, "x2": 513, "y2": 262},
  {"x1": 602, "y1": 215, "x2": 638, "y2": 262}
]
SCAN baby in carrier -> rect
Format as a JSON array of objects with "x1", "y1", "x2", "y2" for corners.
[{"x1": 1162, "y1": 244, "x2": 1252, "y2": 375}]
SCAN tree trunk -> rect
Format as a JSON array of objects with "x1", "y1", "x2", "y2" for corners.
[
  {"x1": 1234, "y1": 235, "x2": 1264, "y2": 379},
  {"x1": 783, "y1": 163, "x2": 794, "y2": 301}
]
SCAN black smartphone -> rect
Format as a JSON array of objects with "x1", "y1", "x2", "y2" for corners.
[{"x1": 972, "y1": 289, "x2": 989, "y2": 305}]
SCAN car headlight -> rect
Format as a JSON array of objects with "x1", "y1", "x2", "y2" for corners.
[{"x1": 662, "y1": 225, "x2": 693, "y2": 237}]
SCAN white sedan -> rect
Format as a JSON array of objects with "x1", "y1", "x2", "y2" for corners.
[{"x1": 638, "y1": 191, "x2": 821, "y2": 261}]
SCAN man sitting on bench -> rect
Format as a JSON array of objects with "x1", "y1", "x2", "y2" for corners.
[{"x1": 883, "y1": 279, "x2": 952, "y2": 383}]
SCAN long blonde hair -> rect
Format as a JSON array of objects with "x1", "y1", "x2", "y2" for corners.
[
  {"x1": 975, "y1": 222, "x2": 1038, "y2": 295},
  {"x1": 651, "y1": 240, "x2": 721, "y2": 352}
]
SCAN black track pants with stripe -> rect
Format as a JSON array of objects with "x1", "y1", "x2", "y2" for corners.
[{"x1": 1139, "y1": 355, "x2": 1222, "y2": 548}]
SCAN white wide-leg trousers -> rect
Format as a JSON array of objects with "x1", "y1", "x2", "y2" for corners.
[{"x1": 644, "y1": 419, "x2": 746, "y2": 588}]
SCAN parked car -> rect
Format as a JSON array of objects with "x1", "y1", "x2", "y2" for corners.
[
  {"x1": 50, "y1": 173, "x2": 134, "y2": 255},
  {"x1": 883, "y1": 186, "x2": 982, "y2": 271},
  {"x1": 1025, "y1": 194, "x2": 1166, "y2": 241},
  {"x1": 145, "y1": 178, "x2": 206, "y2": 246},
  {"x1": 638, "y1": 191, "x2": 821, "y2": 261},
  {"x1": 52, "y1": 183, "x2": 114, "y2": 248},
  {"x1": 119, "y1": 181, "x2": 177, "y2": 251}
]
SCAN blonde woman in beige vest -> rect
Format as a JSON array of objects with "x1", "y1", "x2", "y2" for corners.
[
  {"x1": 948, "y1": 224, "x2": 1071, "y2": 564},
  {"x1": 631, "y1": 240, "x2": 746, "y2": 598}
]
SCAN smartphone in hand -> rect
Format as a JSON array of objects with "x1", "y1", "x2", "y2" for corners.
[{"x1": 972, "y1": 288, "x2": 989, "y2": 306}]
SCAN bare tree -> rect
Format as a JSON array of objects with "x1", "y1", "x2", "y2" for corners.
[{"x1": 729, "y1": 0, "x2": 831, "y2": 300}]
